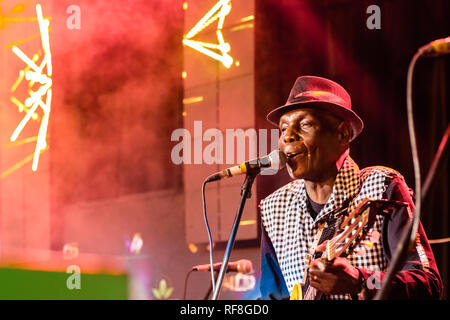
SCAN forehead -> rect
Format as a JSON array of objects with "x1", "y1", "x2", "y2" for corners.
[{"x1": 279, "y1": 108, "x2": 337, "y2": 124}]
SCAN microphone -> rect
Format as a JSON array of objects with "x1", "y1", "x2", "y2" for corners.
[
  {"x1": 192, "y1": 259, "x2": 253, "y2": 274},
  {"x1": 419, "y1": 36, "x2": 450, "y2": 57},
  {"x1": 205, "y1": 150, "x2": 287, "y2": 182}
]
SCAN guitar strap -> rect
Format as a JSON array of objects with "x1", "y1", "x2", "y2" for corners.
[{"x1": 301, "y1": 197, "x2": 354, "y2": 296}]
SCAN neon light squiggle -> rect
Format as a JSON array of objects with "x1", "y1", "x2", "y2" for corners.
[
  {"x1": 9, "y1": 4, "x2": 52, "y2": 172},
  {"x1": 183, "y1": 0, "x2": 233, "y2": 68}
]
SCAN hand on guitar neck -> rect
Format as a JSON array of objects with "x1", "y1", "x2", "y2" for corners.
[{"x1": 308, "y1": 241, "x2": 362, "y2": 295}]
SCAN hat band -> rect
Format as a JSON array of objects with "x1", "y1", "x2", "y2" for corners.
[{"x1": 290, "y1": 91, "x2": 347, "y2": 106}]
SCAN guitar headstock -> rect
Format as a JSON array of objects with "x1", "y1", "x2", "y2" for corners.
[{"x1": 326, "y1": 198, "x2": 408, "y2": 261}]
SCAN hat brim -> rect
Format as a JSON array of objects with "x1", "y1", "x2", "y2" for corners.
[{"x1": 266, "y1": 101, "x2": 364, "y2": 141}]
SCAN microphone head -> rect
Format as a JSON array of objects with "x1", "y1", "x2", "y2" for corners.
[
  {"x1": 419, "y1": 37, "x2": 450, "y2": 57},
  {"x1": 236, "y1": 259, "x2": 253, "y2": 274},
  {"x1": 268, "y1": 150, "x2": 287, "y2": 170}
]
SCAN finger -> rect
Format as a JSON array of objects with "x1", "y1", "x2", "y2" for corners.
[
  {"x1": 310, "y1": 258, "x2": 327, "y2": 271},
  {"x1": 324, "y1": 258, "x2": 349, "y2": 272},
  {"x1": 315, "y1": 240, "x2": 328, "y2": 253},
  {"x1": 324, "y1": 262, "x2": 345, "y2": 272},
  {"x1": 309, "y1": 258, "x2": 321, "y2": 270},
  {"x1": 309, "y1": 274, "x2": 329, "y2": 293},
  {"x1": 309, "y1": 278, "x2": 322, "y2": 290},
  {"x1": 309, "y1": 270, "x2": 328, "y2": 279},
  {"x1": 310, "y1": 270, "x2": 338, "y2": 284},
  {"x1": 309, "y1": 273, "x2": 322, "y2": 287}
]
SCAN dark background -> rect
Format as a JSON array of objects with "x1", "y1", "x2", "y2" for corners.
[{"x1": 255, "y1": 0, "x2": 449, "y2": 298}]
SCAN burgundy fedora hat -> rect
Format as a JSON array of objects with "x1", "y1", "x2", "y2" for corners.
[{"x1": 267, "y1": 76, "x2": 364, "y2": 141}]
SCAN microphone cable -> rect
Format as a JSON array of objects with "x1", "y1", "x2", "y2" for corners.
[
  {"x1": 375, "y1": 39, "x2": 450, "y2": 298},
  {"x1": 183, "y1": 268, "x2": 195, "y2": 300},
  {"x1": 375, "y1": 49, "x2": 422, "y2": 300},
  {"x1": 201, "y1": 179, "x2": 216, "y2": 295},
  {"x1": 405, "y1": 51, "x2": 423, "y2": 256}
]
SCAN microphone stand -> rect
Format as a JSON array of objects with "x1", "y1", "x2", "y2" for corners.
[
  {"x1": 375, "y1": 47, "x2": 449, "y2": 299},
  {"x1": 203, "y1": 270, "x2": 219, "y2": 300},
  {"x1": 211, "y1": 170, "x2": 258, "y2": 300}
]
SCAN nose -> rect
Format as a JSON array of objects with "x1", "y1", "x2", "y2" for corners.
[{"x1": 282, "y1": 126, "x2": 299, "y2": 144}]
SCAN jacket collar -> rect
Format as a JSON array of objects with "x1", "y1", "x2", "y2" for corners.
[{"x1": 292, "y1": 156, "x2": 361, "y2": 227}]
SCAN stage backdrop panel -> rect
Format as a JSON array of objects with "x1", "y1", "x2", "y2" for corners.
[{"x1": 183, "y1": 0, "x2": 259, "y2": 245}]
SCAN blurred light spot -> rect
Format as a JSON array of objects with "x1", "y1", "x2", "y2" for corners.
[
  {"x1": 239, "y1": 219, "x2": 256, "y2": 226},
  {"x1": 183, "y1": 96, "x2": 203, "y2": 105},
  {"x1": 234, "y1": 60, "x2": 240, "y2": 67},
  {"x1": 63, "y1": 242, "x2": 79, "y2": 260},
  {"x1": 152, "y1": 278, "x2": 174, "y2": 300},
  {"x1": 182, "y1": 111, "x2": 187, "y2": 117},
  {"x1": 205, "y1": 242, "x2": 215, "y2": 251},
  {"x1": 223, "y1": 273, "x2": 256, "y2": 292},
  {"x1": 181, "y1": 71, "x2": 187, "y2": 79},
  {"x1": 182, "y1": 2, "x2": 188, "y2": 10},
  {"x1": 188, "y1": 243, "x2": 198, "y2": 253},
  {"x1": 127, "y1": 233, "x2": 144, "y2": 255},
  {"x1": 11, "y1": 4, "x2": 26, "y2": 14},
  {"x1": 311, "y1": 90, "x2": 330, "y2": 95}
]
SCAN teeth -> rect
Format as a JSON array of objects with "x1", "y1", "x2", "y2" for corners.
[{"x1": 287, "y1": 152, "x2": 301, "y2": 158}]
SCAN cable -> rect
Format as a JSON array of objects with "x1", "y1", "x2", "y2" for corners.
[
  {"x1": 183, "y1": 268, "x2": 195, "y2": 300},
  {"x1": 406, "y1": 50, "x2": 423, "y2": 246},
  {"x1": 422, "y1": 123, "x2": 450, "y2": 200},
  {"x1": 429, "y1": 237, "x2": 450, "y2": 245},
  {"x1": 201, "y1": 179, "x2": 216, "y2": 294},
  {"x1": 375, "y1": 50, "x2": 422, "y2": 300}
]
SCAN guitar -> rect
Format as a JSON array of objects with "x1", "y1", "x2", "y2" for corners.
[{"x1": 290, "y1": 198, "x2": 407, "y2": 300}]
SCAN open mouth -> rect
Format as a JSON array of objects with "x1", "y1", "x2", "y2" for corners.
[{"x1": 286, "y1": 152, "x2": 305, "y2": 159}]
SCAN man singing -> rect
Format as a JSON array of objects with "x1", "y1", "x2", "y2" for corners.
[{"x1": 259, "y1": 76, "x2": 442, "y2": 300}]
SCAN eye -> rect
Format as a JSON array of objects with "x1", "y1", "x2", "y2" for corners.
[
  {"x1": 300, "y1": 121, "x2": 312, "y2": 129},
  {"x1": 279, "y1": 123, "x2": 288, "y2": 132}
]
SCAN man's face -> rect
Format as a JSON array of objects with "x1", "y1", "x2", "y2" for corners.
[{"x1": 278, "y1": 108, "x2": 343, "y2": 181}]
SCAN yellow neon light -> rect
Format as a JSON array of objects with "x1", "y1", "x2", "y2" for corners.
[
  {"x1": 9, "y1": 4, "x2": 52, "y2": 172},
  {"x1": 183, "y1": 0, "x2": 233, "y2": 68},
  {"x1": 240, "y1": 15, "x2": 254, "y2": 23},
  {"x1": 5, "y1": 32, "x2": 41, "y2": 49},
  {"x1": 4, "y1": 136, "x2": 38, "y2": 148},
  {"x1": 10, "y1": 96, "x2": 39, "y2": 120},
  {"x1": 0, "y1": 147, "x2": 48, "y2": 179},
  {"x1": 230, "y1": 23, "x2": 254, "y2": 32}
]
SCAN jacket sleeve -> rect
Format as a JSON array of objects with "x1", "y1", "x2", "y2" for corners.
[
  {"x1": 356, "y1": 175, "x2": 443, "y2": 299},
  {"x1": 258, "y1": 225, "x2": 290, "y2": 300}
]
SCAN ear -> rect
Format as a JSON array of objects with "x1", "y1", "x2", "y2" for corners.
[{"x1": 336, "y1": 122, "x2": 352, "y2": 145}]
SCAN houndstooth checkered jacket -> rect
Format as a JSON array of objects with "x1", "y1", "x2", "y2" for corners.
[{"x1": 260, "y1": 156, "x2": 413, "y2": 299}]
